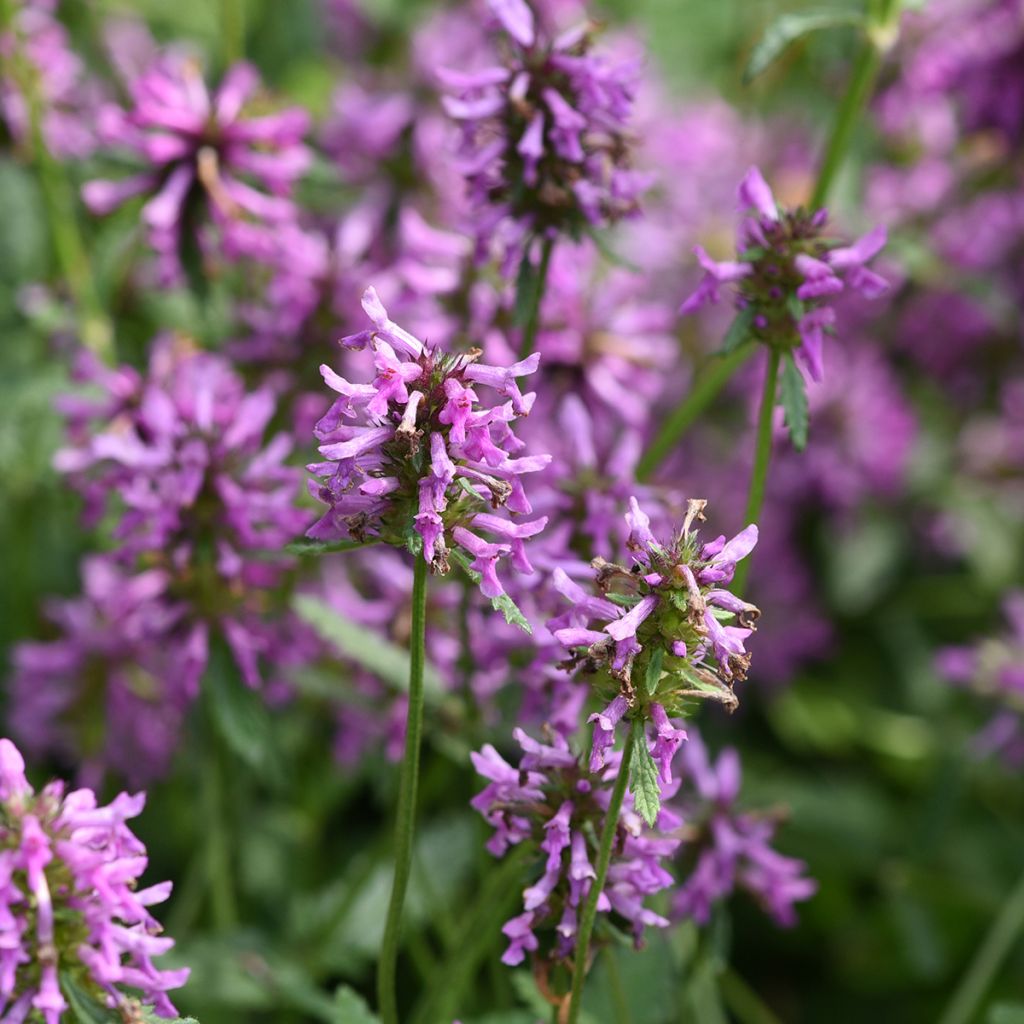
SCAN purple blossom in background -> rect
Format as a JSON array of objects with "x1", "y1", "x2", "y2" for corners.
[
  {"x1": 440, "y1": 0, "x2": 649, "y2": 259},
  {"x1": 83, "y1": 56, "x2": 310, "y2": 278},
  {"x1": 0, "y1": 738, "x2": 188, "y2": 1021},
  {"x1": 681, "y1": 166, "x2": 888, "y2": 382},
  {"x1": 673, "y1": 730, "x2": 816, "y2": 927},
  {"x1": 55, "y1": 335, "x2": 312, "y2": 691},
  {"x1": 471, "y1": 726, "x2": 680, "y2": 967},
  {"x1": 308, "y1": 287, "x2": 550, "y2": 600},
  {"x1": 937, "y1": 591, "x2": 1024, "y2": 766}
]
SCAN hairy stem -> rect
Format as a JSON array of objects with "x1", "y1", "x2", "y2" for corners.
[
  {"x1": 637, "y1": 343, "x2": 755, "y2": 480},
  {"x1": 518, "y1": 236, "x2": 555, "y2": 359},
  {"x1": 567, "y1": 720, "x2": 638, "y2": 1024},
  {"x1": 938, "y1": 864, "x2": 1024, "y2": 1024},
  {"x1": 733, "y1": 349, "x2": 780, "y2": 594},
  {"x1": 377, "y1": 555, "x2": 429, "y2": 1024}
]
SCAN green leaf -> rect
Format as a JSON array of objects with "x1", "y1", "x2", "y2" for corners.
[
  {"x1": 333, "y1": 985, "x2": 379, "y2": 1024},
  {"x1": 629, "y1": 722, "x2": 661, "y2": 828},
  {"x1": 61, "y1": 975, "x2": 120, "y2": 1024},
  {"x1": 780, "y1": 353, "x2": 809, "y2": 451},
  {"x1": 512, "y1": 248, "x2": 541, "y2": 329},
  {"x1": 989, "y1": 1005, "x2": 1024, "y2": 1024},
  {"x1": 744, "y1": 9, "x2": 862, "y2": 82},
  {"x1": 673, "y1": 661, "x2": 739, "y2": 712},
  {"x1": 293, "y1": 594, "x2": 446, "y2": 694},
  {"x1": 645, "y1": 646, "x2": 664, "y2": 696},
  {"x1": 285, "y1": 537, "x2": 378, "y2": 556},
  {"x1": 719, "y1": 307, "x2": 754, "y2": 355},
  {"x1": 448, "y1": 549, "x2": 533, "y2": 634},
  {"x1": 204, "y1": 643, "x2": 285, "y2": 786}
]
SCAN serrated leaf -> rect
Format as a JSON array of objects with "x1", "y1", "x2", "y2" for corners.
[
  {"x1": 333, "y1": 985, "x2": 379, "y2": 1024},
  {"x1": 448, "y1": 549, "x2": 533, "y2": 634},
  {"x1": 645, "y1": 646, "x2": 664, "y2": 696},
  {"x1": 629, "y1": 726, "x2": 662, "y2": 828},
  {"x1": 204, "y1": 644, "x2": 285, "y2": 786},
  {"x1": 744, "y1": 9, "x2": 862, "y2": 82},
  {"x1": 719, "y1": 307, "x2": 754, "y2": 355},
  {"x1": 138, "y1": 1009, "x2": 200, "y2": 1024},
  {"x1": 780, "y1": 353, "x2": 809, "y2": 451},
  {"x1": 61, "y1": 975, "x2": 120, "y2": 1024},
  {"x1": 294, "y1": 594, "x2": 446, "y2": 694},
  {"x1": 285, "y1": 537, "x2": 378, "y2": 556}
]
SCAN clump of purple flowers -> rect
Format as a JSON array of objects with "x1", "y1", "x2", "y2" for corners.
[
  {"x1": 472, "y1": 726, "x2": 680, "y2": 971},
  {"x1": 552, "y1": 498, "x2": 759, "y2": 803},
  {"x1": 55, "y1": 335, "x2": 310, "y2": 689},
  {"x1": 441, "y1": 0, "x2": 648, "y2": 255},
  {"x1": 937, "y1": 591, "x2": 1024, "y2": 766},
  {"x1": 681, "y1": 166, "x2": 888, "y2": 382},
  {"x1": 0, "y1": 738, "x2": 188, "y2": 1022},
  {"x1": 673, "y1": 731, "x2": 816, "y2": 926},
  {"x1": 308, "y1": 287, "x2": 550, "y2": 602},
  {"x1": 83, "y1": 57, "x2": 310, "y2": 277}
]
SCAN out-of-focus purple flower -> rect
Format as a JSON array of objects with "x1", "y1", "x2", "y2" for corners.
[
  {"x1": 673, "y1": 730, "x2": 816, "y2": 927},
  {"x1": 472, "y1": 726, "x2": 681, "y2": 968},
  {"x1": 0, "y1": 0, "x2": 101, "y2": 157},
  {"x1": 937, "y1": 590, "x2": 1024, "y2": 765},
  {"x1": 0, "y1": 738, "x2": 189, "y2": 1020},
  {"x1": 440, "y1": 0, "x2": 649, "y2": 258},
  {"x1": 55, "y1": 335, "x2": 312, "y2": 692},
  {"x1": 308, "y1": 287, "x2": 550, "y2": 601},
  {"x1": 83, "y1": 56, "x2": 310, "y2": 278},
  {"x1": 680, "y1": 166, "x2": 887, "y2": 382}
]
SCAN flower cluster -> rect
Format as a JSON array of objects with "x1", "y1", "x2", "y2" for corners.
[
  {"x1": 552, "y1": 498, "x2": 759, "y2": 795},
  {"x1": 441, "y1": 0, "x2": 648, "y2": 255},
  {"x1": 472, "y1": 727, "x2": 680, "y2": 970},
  {"x1": 937, "y1": 592, "x2": 1024, "y2": 765},
  {"x1": 0, "y1": 738, "x2": 188, "y2": 1021},
  {"x1": 681, "y1": 167, "x2": 888, "y2": 382},
  {"x1": 83, "y1": 57, "x2": 310, "y2": 277},
  {"x1": 308, "y1": 287, "x2": 550, "y2": 599},
  {"x1": 673, "y1": 731, "x2": 816, "y2": 926},
  {"x1": 54, "y1": 335, "x2": 310, "y2": 690}
]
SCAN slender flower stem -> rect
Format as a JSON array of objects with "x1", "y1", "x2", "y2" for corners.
[
  {"x1": 201, "y1": 713, "x2": 238, "y2": 931},
  {"x1": 0, "y1": 0, "x2": 114, "y2": 362},
  {"x1": 938, "y1": 863, "x2": 1024, "y2": 1024},
  {"x1": 518, "y1": 236, "x2": 555, "y2": 359},
  {"x1": 733, "y1": 348, "x2": 780, "y2": 594},
  {"x1": 810, "y1": 0, "x2": 899, "y2": 208},
  {"x1": 637, "y1": 343, "x2": 756, "y2": 480},
  {"x1": 377, "y1": 556, "x2": 429, "y2": 1024},
  {"x1": 566, "y1": 720, "x2": 638, "y2": 1024}
]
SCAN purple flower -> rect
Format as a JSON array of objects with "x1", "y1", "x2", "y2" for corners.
[
  {"x1": 308, "y1": 287, "x2": 550, "y2": 602},
  {"x1": 680, "y1": 166, "x2": 888, "y2": 382},
  {"x1": 471, "y1": 727, "x2": 681, "y2": 969},
  {"x1": 673, "y1": 730, "x2": 816, "y2": 927},
  {"x1": 0, "y1": 739, "x2": 188, "y2": 1018},
  {"x1": 440, "y1": 0, "x2": 649, "y2": 256},
  {"x1": 83, "y1": 56, "x2": 310, "y2": 278}
]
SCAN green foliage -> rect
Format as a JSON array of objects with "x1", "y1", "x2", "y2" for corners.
[
  {"x1": 630, "y1": 730, "x2": 662, "y2": 828},
  {"x1": 449, "y1": 549, "x2": 534, "y2": 634},
  {"x1": 780, "y1": 351, "x2": 809, "y2": 450},
  {"x1": 745, "y1": 8, "x2": 863, "y2": 82}
]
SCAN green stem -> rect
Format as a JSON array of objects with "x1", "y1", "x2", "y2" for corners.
[
  {"x1": 518, "y1": 236, "x2": 555, "y2": 359},
  {"x1": 201, "y1": 719, "x2": 238, "y2": 930},
  {"x1": 733, "y1": 349, "x2": 780, "y2": 594},
  {"x1": 1, "y1": 0, "x2": 113, "y2": 361},
  {"x1": 377, "y1": 556, "x2": 429, "y2": 1024},
  {"x1": 810, "y1": 1, "x2": 897, "y2": 209},
  {"x1": 720, "y1": 967, "x2": 784, "y2": 1024},
  {"x1": 637, "y1": 343, "x2": 756, "y2": 480},
  {"x1": 567, "y1": 720, "x2": 638, "y2": 1024},
  {"x1": 938, "y1": 864, "x2": 1024, "y2": 1024},
  {"x1": 221, "y1": 0, "x2": 245, "y2": 67}
]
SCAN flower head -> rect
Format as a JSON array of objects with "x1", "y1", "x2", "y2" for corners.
[
  {"x1": 0, "y1": 739, "x2": 188, "y2": 1021},
  {"x1": 681, "y1": 166, "x2": 887, "y2": 382},
  {"x1": 308, "y1": 287, "x2": 550, "y2": 601}
]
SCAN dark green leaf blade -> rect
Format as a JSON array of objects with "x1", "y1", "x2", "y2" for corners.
[
  {"x1": 448, "y1": 549, "x2": 533, "y2": 634},
  {"x1": 333, "y1": 985, "x2": 379, "y2": 1024},
  {"x1": 719, "y1": 307, "x2": 755, "y2": 355},
  {"x1": 629, "y1": 724, "x2": 661, "y2": 828},
  {"x1": 780, "y1": 352, "x2": 809, "y2": 451}
]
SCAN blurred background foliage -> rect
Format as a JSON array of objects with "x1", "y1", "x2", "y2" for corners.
[{"x1": 1, "y1": 0, "x2": 1023, "y2": 1022}]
